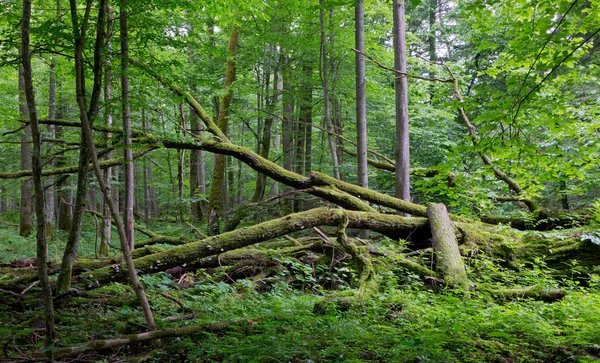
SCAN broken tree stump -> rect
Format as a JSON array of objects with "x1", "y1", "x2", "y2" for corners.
[{"x1": 427, "y1": 203, "x2": 469, "y2": 292}]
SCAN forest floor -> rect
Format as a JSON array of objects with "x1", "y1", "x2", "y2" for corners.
[{"x1": 1, "y1": 213, "x2": 600, "y2": 363}]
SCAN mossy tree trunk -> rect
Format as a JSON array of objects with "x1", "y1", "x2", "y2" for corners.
[
  {"x1": 85, "y1": 207, "x2": 430, "y2": 282},
  {"x1": 208, "y1": 25, "x2": 239, "y2": 235},
  {"x1": 427, "y1": 203, "x2": 469, "y2": 291}
]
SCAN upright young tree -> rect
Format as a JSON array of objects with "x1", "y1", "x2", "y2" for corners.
[
  {"x1": 46, "y1": 58, "x2": 56, "y2": 236},
  {"x1": 21, "y1": 0, "x2": 55, "y2": 355},
  {"x1": 100, "y1": 5, "x2": 114, "y2": 256},
  {"x1": 355, "y1": 0, "x2": 368, "y2": 191},
  {"x1": 120, "y1": 0, "x2": 134, "y2": 249},
  {"x1": 18, "y1": 65, "x2": 33, "y2": 237},
  {"x1": 189, "y1": 104, "x2": 206, "y2": 223},
  {"x1": 321, "y1": 0, "x2": 340, "y2": 180},
  {"x1": 252, "y1": 47, "x2": 279, "y2": 202},
  {"x1": 57, "y1": 0, "x2": 110, "y2": 292},
  {"x1": 393, "y1": 0, "x2": 410, "y2": 205},
  {"x1": 281, "y1": 54, "x2": 294, "y2": 214}
]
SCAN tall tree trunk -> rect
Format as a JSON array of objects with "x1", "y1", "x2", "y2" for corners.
[
  {"x1": 46, "y1": 58, "x2": 56, "y2": 238},
  {"x1": 120, "y1": 0, "x2": 134, "y2": 250},
  {"x1": 100, "y1": 6, "x2": 114, "y2": 256},
  {"x1": 66, "y1": 0, "x2": 156, "y2": 332},
  {"x1": 355, "y1": 0, "x2": 368, "y2": 237},
  {"x1": 0, "y1": 186, "x2": 6, "y2": 213},
  {"x1": 177, "y1": 148, "x2": 185, "y2": 222},
  {"x1": 393, "y1": 0, "x2": 410, "y2": 205},
  {"x1": 18, "y1": 65, "x2": 33, "y2": 237},
  {"x1": 252, "y1": 48, "x2": 278, "y2": 202},
  {"x1": 321, "y1": 1, "x2": 340, "y2": 181},
  {"x1": 293, "y1": 109, "x2": 305, "y2": 213},
  {"x1": 207, "y1": 25, "x2": 240, "y2": 235},
  {"x1": 189, "y1": 104, "x2": 206, "y2": 223},
  {"x1": 281, "y1": 55, "x2": 294, "y2": 214},
  {"x1": 301, "y1": 65, "x2": 313, "y2": 177},
  {"x1": 55, "y1": 123, "x2": 72, "y2": 231},
  {"x1": 56, "y1": 130, "x2": 89, "y2": 292},
  {"x1": 21, "y1": 1, "x2": 56, "y2": 357},
  {"x1": 57, "y1": 0, "x2": 106, "y2": 293},
  {"x1": 355, "y1": 0, "x2": 367, "y2": 192},
  {"x1": 54, "y1": 0, "x2": 71, "y2": 232}
]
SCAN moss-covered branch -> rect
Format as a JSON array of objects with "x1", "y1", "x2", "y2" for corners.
[
  {"x1": 44, "y1": 318, "x2": 259, "y2": 359},
  {"x1": 0, "y1": 149, "x2": 152, "y2": 179},
  {"x1": 84, "y1": 207, "x2": 429, "y2": 282}
]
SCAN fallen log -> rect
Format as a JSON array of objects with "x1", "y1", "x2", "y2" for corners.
[
  {"x1": 40, "y1": 318, "x2": 259, "y2": 359},
  {"x1": 486, "y1": 285, "x2": 566, "y2": 302},
  {"x1": 83, "y1": 207, "x2": 430, "y2": 283}
]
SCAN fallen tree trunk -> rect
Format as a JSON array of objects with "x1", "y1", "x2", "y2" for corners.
[
  {"x1": 83, "y1": 207, "x2": 430, "y2": 283},
  {"x1": 485, "y1": 285, "x2": 566, "y2": 302},
  {"x1": 41, "y1": 318, "x2": 259, "y2": 359}
]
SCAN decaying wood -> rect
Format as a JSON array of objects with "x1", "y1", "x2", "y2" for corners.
[
  {"x1": 486, "y1": 285, "x2": 566, "y2": 302},
  {"x1": 83, "y1": 207, "x2": 430, "y2": 283},
  {"x1": 42, "y1": 318, "x2": 259, "y2": 359}
]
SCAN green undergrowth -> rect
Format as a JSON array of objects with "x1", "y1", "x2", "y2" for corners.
[
  {"x1": 2, "y1": 267, "x2": 600, "y2": 362},
  {"x1": 2, "y1": 219, "x2": 600, "y2": 362},
  {"x1": 0, "y1": 215, "x2": 193, "y2": 265}
]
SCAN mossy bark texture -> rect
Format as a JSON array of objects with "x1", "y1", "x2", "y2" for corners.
[
  {"x1": 427, "y1": 203, "x2": 469, "y2": 291},
  {"x1": 85, "y1": 207, "x2": 428, "y2": 282}
]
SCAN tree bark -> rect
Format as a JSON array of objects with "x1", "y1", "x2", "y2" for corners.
[
  {"x1": 207, "y1": 25, "x2": 240, "y2": 235},
  {"x1": 66, "y1": 0, "x2": 156, "y2": 333},
  {"x1": 252, "y1": 48, "x2": 278, "y2": 203},
  {"x1": 427, "y1": 203, "x2": 468, "y2": 291},
  {"x1": 58, "y1": 0, "x2": 109, "y2": 293},
  {"x1": 100, "y1": 6, "x2": 114, "y2": 256},
  {"x1": 46, "y1": 57, "x2": 56, "y2": 236},
  {"x1": 21, "y1": 0, "x2": 56, "y2": 356},
  {"x1": 355, "y1": 0, "x2": 368, "y2": 194},
  {"x1": 55, "y1": 126, "x2": 72, "y2": 232},
  {"x1": 120, "y1": 0, "x2": 134, "y2": 250},
  {"x1": 393, "y1": 0, "x2": 411, "y2": 206},
  {"x1": 86, "y1": 207, "x2": 429, "y2": 282},
  {"x1": 281, "y1": 54, "x2": 294, "y2": 214},
  {"x1": 18, "y1": 65, "x2": 33, "y2": 237},
  {"x1": 320, "y1": 2, "x2": 340, "y2": 181},
  {"x1": 189, "y1": 104, "x2": 205, "y2": 223}
]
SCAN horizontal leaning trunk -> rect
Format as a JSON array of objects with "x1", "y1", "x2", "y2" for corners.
[{"x1": 84, "y1": 207, "x2": 429, "y2": 283}]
